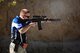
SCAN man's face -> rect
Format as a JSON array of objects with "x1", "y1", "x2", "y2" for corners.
[{"x1": 23, "y1": 10, "x2": 30, "y2": 19}]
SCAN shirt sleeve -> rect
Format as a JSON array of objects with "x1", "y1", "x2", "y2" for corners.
[{"x1": 12, "y1": 18, "x2": 23, "y2": 30}]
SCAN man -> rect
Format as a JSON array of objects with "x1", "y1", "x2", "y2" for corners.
[{"x1": 9, "y1": 9, "x2": 35, "y2": 53}]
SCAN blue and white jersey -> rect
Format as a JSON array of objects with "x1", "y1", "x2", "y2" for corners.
[{"x1": 11, "y1": 16, "x2": 31, "y2": 43}]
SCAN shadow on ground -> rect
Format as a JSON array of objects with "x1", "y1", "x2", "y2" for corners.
[{"x1": 0, "y1": 37, "x2": 80, "y2": 53}]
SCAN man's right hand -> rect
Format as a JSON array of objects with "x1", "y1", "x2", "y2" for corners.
[{"x1": 22, "y1": 43, "x2": 28, "y2": 48}]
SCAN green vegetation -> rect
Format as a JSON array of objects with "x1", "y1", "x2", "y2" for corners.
[
  {"x1": 0, "y1": 0, "x2": 4, "y2": 3},
  {"x1": 0, "y1": 0, "x2": 17, "y2": 7},
  {"x1": 8, "y1": 0, "x2": 16, "y2": 7}
]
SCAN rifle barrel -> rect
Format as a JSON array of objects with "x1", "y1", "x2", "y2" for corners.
[{"x1": 28, "y1": 19, "x2": 60, "y2": 21}]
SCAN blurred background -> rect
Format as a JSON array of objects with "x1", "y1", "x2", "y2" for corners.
[{"x1": 0, "y1": 0, "x2": 80, "y2": 53}]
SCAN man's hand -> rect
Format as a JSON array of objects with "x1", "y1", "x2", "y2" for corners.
[
  {"x1": 22, "y1": 43, "x2": 28, "y2": 48},
  {"x1": 19, "y1": 22, "x2": 36, "y2": 34},
  {"x1": 29, "y1": 22, "x2": 36, "y2": 27}
]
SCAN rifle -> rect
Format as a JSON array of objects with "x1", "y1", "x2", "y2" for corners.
[{"x1": 27, "y1": 16, "x2": 61, "y2": 30}]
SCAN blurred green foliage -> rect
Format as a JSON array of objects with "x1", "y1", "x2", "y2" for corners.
[
  {"x1": 8, "y1": 0, "x2": 16, "y2": 7},
  {"x1": 0, "y1": 0, "x2": 17, "y2": 7},
  {"x1": 0, "y1": 0, "x2": 4, "y2": 3}
]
